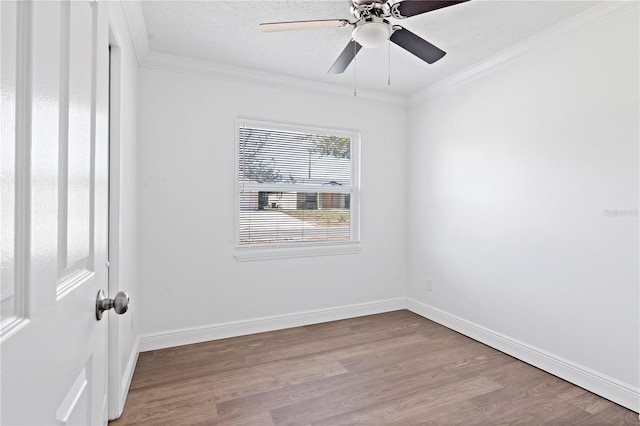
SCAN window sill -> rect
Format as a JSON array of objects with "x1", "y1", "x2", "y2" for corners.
[{"x1": 234, "y1": 242, "x2": 361, "y2": 262}]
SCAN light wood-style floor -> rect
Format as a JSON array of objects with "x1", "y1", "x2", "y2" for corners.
[{"x1": 110, "y1": 310, "x2": 639, "y2": 425}]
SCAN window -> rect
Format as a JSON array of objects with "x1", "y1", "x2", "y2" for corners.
[{"x1": 235, "y1": 118, "x2": 360, "y2": 259}]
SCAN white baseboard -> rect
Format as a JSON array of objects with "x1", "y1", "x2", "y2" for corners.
[
  {"x1": 139, "y1": 298, "x2": 407, "y2": 352},
  {"x1": 119, "y1": 337, "x2": 139, "y2": 412},
  {"x1": 406, "y1": 298, "x2": 639, "y2": 413},
  {"x1": 109, "y1": 337, "x2": 139, "y2": 421},
  {"x1": 134, "y1": 296, "x2": 638, "y2": 412}
]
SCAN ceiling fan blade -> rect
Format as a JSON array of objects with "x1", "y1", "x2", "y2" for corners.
[
  {"x1": 392, "y1": 0, "x2": 470, "y2": 18},
  {"x1": 328, "y1": 40, "x2": 363, "y2": 74},
  {"x1": 390, "y1": 27, "x2": 446, "y2": 64},
  {"x1": 260, "y1": 19, "x2": 351, "y2": 33}
]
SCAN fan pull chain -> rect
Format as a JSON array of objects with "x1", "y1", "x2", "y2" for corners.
[
  {"x1": 353, "y1": 40, "x2": 357, "y2": 97},
  {"x1": 388, "y1": 39, "x2": 391, "y2": 86}
]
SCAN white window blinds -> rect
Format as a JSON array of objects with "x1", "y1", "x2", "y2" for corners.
[{"x1": 236, "y1": 118, "x2": 360, "y2": 247}]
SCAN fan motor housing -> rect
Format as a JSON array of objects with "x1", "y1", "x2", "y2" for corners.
[
  {"x1": 352, "y1": 0, "x2": 386, "y2": 5},
  {"x1": 351, "y1": 0, "x2": 390, "y2": 20}
]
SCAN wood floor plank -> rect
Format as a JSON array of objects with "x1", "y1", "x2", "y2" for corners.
[
  {"x1": 243, "y1": 321, "x2": 421, "y2": 365},
  {"x1": 110, "y1": 376, "x2": 218, "y2": 425},
  {"x1": 110, "y1": 310, "x2": 639, "y2": 425},
  {"x1": 558, "y1": 386, "x2": 618, "y2": 414},
  {"x1": 392, "y1": 339, "x2": 499, "y2": 375},
  {"x1": 450, "y1": 353, "x2": 551, "y2": 387},
  {"x1": 130, "y1": 350, "x2": 249, "y2": 390},
  {"x1": 309, "y1": 376, "x2": 503, "y2": 426},
  {"x1": 210, "y1": 355, "x2": 349, "y2": 403},
  {"x1": 570, "y1": 405, "x2": 640, "y2": 425},
  {"x1": 269, "y1": 367, "x2": 462, "y2": 425},
  {"x1": 470, "y1": 387, "x2": 588, "y2": 425},
  {"x1": 216, "y1": 366, "x2": 405, "y2": 422},
  {"x1": 217, "y1": 411, "x2": 275, "y2": 426},
  {"x1": 216, "y1": 335, "x2": 437, "y2": 420}
]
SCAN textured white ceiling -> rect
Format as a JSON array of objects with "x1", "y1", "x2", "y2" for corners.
[{"x1": 140, "y1": 0, "x2": 601, "y2": 96}]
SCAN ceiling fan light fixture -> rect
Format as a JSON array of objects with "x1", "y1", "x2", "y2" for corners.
[{"x1": 352, "y1": 20, "x2": 391, "y2": 49}]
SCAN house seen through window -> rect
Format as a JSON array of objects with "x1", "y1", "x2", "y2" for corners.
[{"x1": 236, "y1": 118, "x2": 360, "y2": 248}]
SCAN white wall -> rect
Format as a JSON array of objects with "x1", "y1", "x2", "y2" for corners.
[
  {"x1": 127, "y1": 0, "x2": 638, "y2": 411},
  {"x1": 407, "y1": 4, "x2": 638, "y2": 408},
  {"x1": 107, "y1": 1, "x2": 140, "y2": 419},
  {"x1": 137, "y1": 67, "x2": 408, "y2": 337}
]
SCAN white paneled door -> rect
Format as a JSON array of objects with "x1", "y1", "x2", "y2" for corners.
[{"x1": 1, "y1": 1, "x2": 111, "y2": 424}]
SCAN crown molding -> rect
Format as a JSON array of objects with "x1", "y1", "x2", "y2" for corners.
[
  {"x1": 120, "y1": 0, "x2": 149, "y2": 66},
  {"x1": 409, "y1": 1, "x2": 639, "y2": 106},
  {"x1": 140, "y1": 50, "x2": 409, "y2": 108},
  {"x1": 119, "y1": 0, "x2": 636, "y2": 110},
  {"x1": 118, "y1": 0, "x2": 407, "y2": 108}
]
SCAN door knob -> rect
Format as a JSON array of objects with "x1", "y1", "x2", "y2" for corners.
[{"x1": 96, "y1": 290, "x2": 130, "y2": 320}]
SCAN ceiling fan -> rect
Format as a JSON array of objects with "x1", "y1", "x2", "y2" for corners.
[{"x1": 260, "y1": 0, "x2": 471, "y2": 74}]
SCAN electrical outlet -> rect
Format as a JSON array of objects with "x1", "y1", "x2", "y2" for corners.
[{"x1": 425, "y1": 278, "x2": 433, "y2": 292}]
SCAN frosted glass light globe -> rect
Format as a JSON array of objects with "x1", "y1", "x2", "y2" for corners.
[{"x1": 352, "y1": 21, "x2": 391, "y2": 49}]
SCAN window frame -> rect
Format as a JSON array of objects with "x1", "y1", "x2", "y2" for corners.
[{"x1": 234, "y1": 117, "x2": 361, "y2": 261}]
